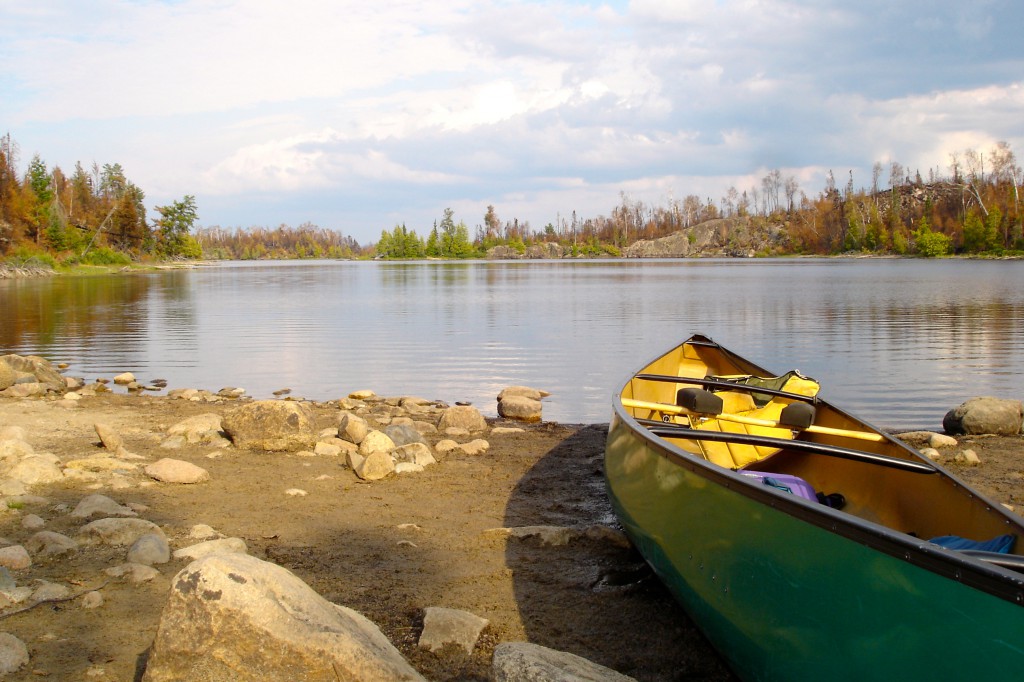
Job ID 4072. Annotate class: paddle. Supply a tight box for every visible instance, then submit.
[620,397,886,443]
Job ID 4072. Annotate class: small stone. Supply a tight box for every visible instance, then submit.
[113,372,136,385]
[0,632,29,675]
[105,562,160,583]
[25,531,78,556]
[419,606,489,655]
[0,545,31,570]
[956,449,981,466]
[71,493,138,519]
[928,433,958,449]
[188,524,223,540]
[32,581,71,601]
[349,389,376,400]
[78,518,166,547]
[921,448,942,461]
[94,423,123,451]
[313,442,341,457]
[81,591,104,609]
[435,440,460,455]
[145,458,210,484]
[127,533,171,565]
[20,514,45,530]
[285,488,308,497]
[459,439,490,456]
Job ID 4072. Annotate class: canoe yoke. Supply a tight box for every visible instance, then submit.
[681,373,822,469]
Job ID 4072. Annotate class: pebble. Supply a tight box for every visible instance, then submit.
[81,591,104,609]
[285,488,308,497]
[20,514,45,530]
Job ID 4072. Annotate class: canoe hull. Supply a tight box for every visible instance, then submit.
[605,339,1024,680]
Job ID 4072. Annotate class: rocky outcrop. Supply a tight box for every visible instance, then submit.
[0,354,67,395]
[943,397,1024,435]
[143,553,426,682]
[623,217,787,258]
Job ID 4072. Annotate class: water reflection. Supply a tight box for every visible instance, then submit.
[2,259,1023,430]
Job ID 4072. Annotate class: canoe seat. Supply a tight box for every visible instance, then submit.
[692,373,820,469]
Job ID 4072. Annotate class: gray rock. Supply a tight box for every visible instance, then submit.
[437,405,487,433]
[78,518,166,547]
[71,493,138,519]
[20,514,44,530]
[0,567,14,592]
[145,458,210,484]
[392,443,436,467]
[25,531,78,556]
[943,397,1024,436]
[222,400,318,451]
[0,632,29,675]
[142,553,425,682]
[418,606,489,655]
[31,580,71,601]
[492,642,637,682]
[128,533,171,565]
[384,424,427,447]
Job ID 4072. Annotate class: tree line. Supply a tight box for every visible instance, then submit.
[2,129,1021,264]
[0,133,200,265]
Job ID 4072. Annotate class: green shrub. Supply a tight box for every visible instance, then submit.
[6,246,57,269]
[78,247,132,266]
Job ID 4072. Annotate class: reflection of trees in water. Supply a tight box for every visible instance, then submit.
[503,426,734,681]
[0,272,199,373]
[0,274,152,349]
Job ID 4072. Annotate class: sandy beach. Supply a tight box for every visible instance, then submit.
[0,390,1020,681]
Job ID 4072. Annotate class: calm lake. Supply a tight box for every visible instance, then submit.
[2,258,1023,431]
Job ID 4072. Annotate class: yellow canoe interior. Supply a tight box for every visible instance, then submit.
[621,338,1024,553]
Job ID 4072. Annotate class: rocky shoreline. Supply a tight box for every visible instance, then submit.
[0,353,1021,680]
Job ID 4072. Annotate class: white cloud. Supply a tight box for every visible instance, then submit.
[2,0,1022,242]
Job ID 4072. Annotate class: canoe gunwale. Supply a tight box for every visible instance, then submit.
[610,401,1024,607]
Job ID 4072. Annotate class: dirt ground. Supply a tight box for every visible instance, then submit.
[0,393,1021,681]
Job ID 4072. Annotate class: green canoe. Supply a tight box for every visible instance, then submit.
[605,334,1024,680]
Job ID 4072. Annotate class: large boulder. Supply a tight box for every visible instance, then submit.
[437,405,487,433]
[0,359,15,391]
[222,400,317,451]
[142,553,425,682]
[0,354,65,392]
[497,396,543,423]
[943,397,1024,436]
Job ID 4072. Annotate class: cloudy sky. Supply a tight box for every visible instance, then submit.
[2,0,1021,244]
